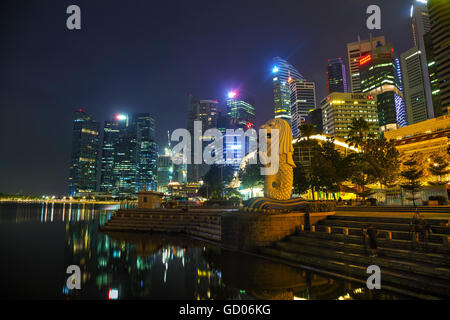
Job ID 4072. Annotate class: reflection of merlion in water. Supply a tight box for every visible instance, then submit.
[260,118,295,201]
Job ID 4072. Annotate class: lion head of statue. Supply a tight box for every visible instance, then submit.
[260,118,295,168]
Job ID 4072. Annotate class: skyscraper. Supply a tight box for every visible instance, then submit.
[347,35,386,93]
[427,0,450,114]
[321,93,379,139]
[100,117,123,193]
[187,95,219,183]
[99,113,158,198]
[68,109,100,196]
[401,47,431,124]
[134,113,158,192]
[360,43,408,130]
[289,80,317,138]
[410,0,434,119]
[326,58,348,94]
[226,91,255,129]
[271,57,304,122]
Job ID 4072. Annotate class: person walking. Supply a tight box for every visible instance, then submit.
[365,224,380,257]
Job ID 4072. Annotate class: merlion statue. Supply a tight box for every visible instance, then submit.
[260,118,296,200]
[242,118,305,213]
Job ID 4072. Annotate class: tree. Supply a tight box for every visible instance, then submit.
[310,138,347,200]
[238,163,264,198]
[198,165,234,199]
[428,154,450,185]
[346,152,377,202]
[293,163,311,196]
[346,117,374,152]
[299,123,316,139]
[365,137,401,188]
[400,154,424,207]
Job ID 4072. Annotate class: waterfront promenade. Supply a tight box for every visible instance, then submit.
[101,205,450,298]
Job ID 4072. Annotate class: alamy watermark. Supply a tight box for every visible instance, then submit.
[170,121,280,176]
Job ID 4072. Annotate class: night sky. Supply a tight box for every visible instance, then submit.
[0,0,414,196]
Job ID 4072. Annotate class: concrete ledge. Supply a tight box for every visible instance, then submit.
[221,211,334,251]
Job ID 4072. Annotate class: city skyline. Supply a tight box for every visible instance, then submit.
[1,0,417,195]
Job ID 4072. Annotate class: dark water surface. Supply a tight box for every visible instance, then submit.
[0,203,409,300]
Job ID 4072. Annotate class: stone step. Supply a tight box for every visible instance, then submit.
[320,219,450,235]
[191,225,221,236]
[293,231,450,255]
[274,240,450,281]
[108,220,221,228]
[289,234,450,267]
[259,247,450,298]
[314,224,449,244]
[185,229,221,242]
[336,207,450,213]
[102,224,184,233]
[329,214,449,225]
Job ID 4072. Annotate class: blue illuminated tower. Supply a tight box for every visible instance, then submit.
[271,57,304,122]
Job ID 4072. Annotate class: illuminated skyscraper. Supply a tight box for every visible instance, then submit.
[226,91,255,129]
[360,43,408,130]
[326,58,348,94]
[99,113,158,198]
[187,95,219,183]
[134,113,158,192]
[409,0,434,119]
[271,57,304,122]
[289,80,317,138]
[347,35,386,93]
[401,47,431,124]
[100,118,122,193]
[322,93,379,139]
[427,0,450,114]
[68,109,100,196]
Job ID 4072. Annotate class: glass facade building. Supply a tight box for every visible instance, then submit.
[289,80,317,138]
[326,58,348,94]
[360,44,408,129]
[68,110,100,196]
[271,57,304,122]
[99,113,158,198]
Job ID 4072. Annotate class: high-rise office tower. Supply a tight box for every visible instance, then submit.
[347,35,386,93]
[424,32,443,116]
[99,118,121,193]
[112,114,138,197]
[305,108,323,134]
[289,80,317,138]
[157,152,172,194]
[134,113,158,192]
[360,43,408,130]
[226,91,256,129]
[326,58,348,94]
[428,0,450,114]
[401,47,431,124]
[100,113,158,198]
[68,109,100,196]
[321,93,379,139]
[271,57,304,122]
[187,95,219,183]
[410,0,434,119]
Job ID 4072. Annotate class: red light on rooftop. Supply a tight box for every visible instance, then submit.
[359,54,372,66]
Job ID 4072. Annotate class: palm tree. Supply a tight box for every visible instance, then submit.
[346,117,371,151]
